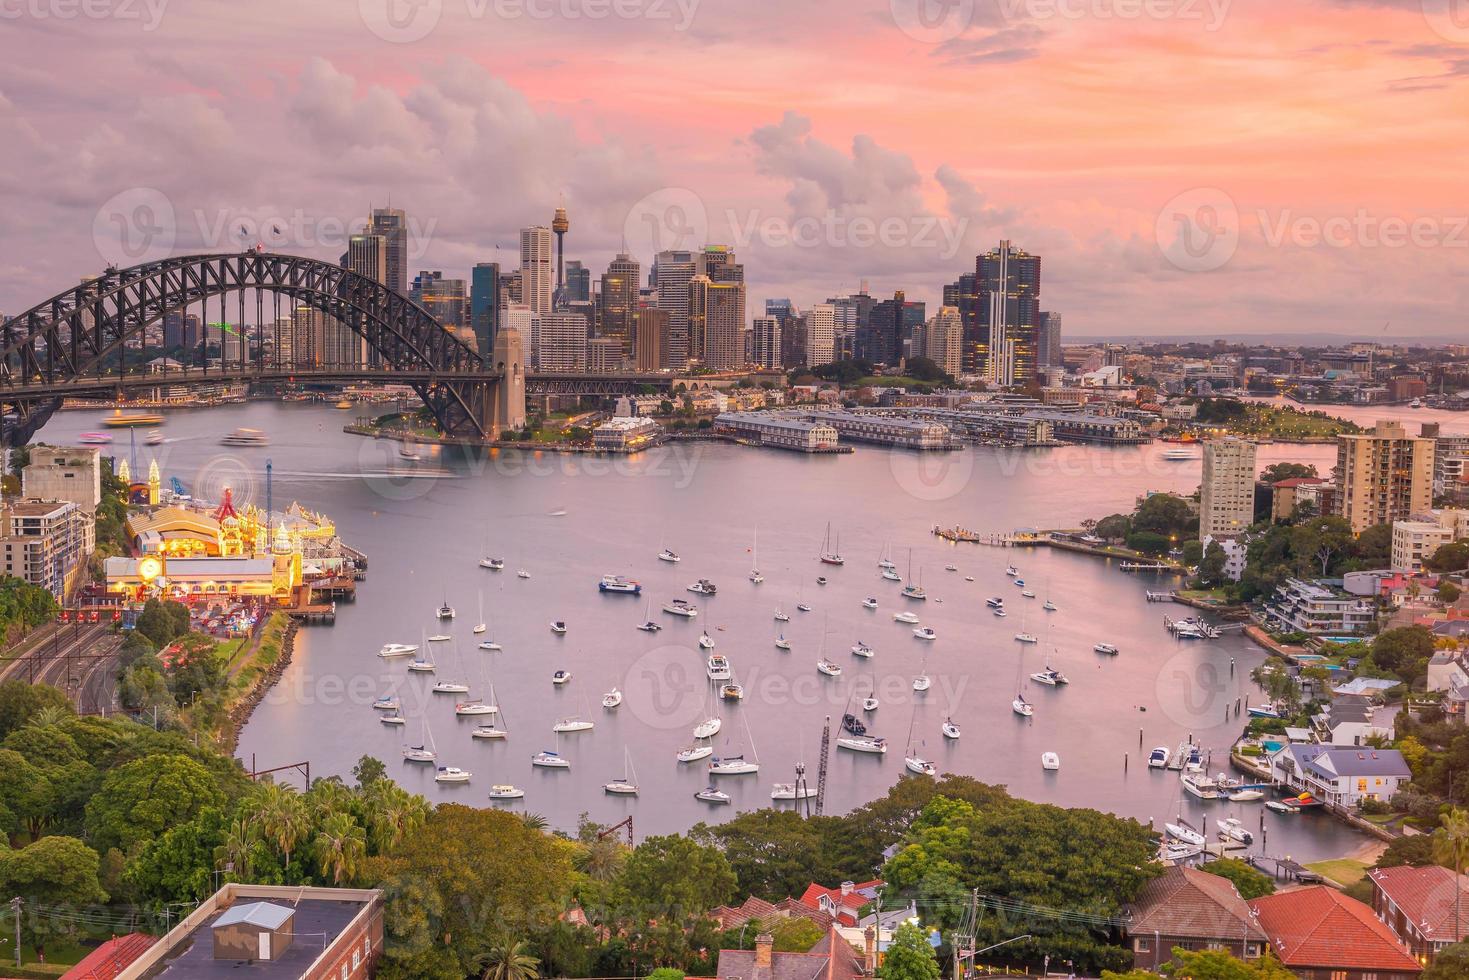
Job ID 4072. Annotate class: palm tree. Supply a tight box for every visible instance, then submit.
[27,705,72,728]
[254,783,310,873]
[519,812,549,832]
[364,782,430,853]
[313,812,367,886]
[214,817,258,881]
[476,939,540,980]
[1435,808,1469,943]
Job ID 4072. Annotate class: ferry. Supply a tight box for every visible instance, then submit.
[599,575,641,595]
[335,399,354,410]
[221,427,269,447]
[104,410,164,427]
[1161,448,1200,462]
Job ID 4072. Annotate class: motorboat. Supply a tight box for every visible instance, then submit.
[1094,643,1120,656]
[692,717,722,739]
[552,716,594,734]
[696,786,731,804]
[1229,789,1265,802]
[945,564,958,572]
[145,430,165,446]
[658,548,681,563]
[220,428,268,447]
[796,602,812,613]
[1164,822,1206,847]
[709,754,759,775]
[817,659,842,676]
[862,697,880,711]
[636,620,662,632]
[455,699,496,716]
[1218,817,1254,845]
[893,611,920,624]
[435,766,471,783]
[431,680,470,695]
[550,621,568,634]
[771,783,818,800]
[1162,448,1200,462]
[517,568,531,579]
[488,785,525,799]
[599,575,641,595]
[851,641,874,658]
[532,751,570,769]
[437,602,455,620]
[993,609,1007,618]
[699,631,715,650]
[1030,666,1069,686]
[471,724,506,739]
[472,623,486,635]
[378,643,418,658]
[1043,600,1057,611]
[663,599,698,618]
[1006,565,1019,576]
[1160,841,1203,862]
[721,682,745,701]
[688,579,718,595]
[1148,746,1171,768]
[79,432,113,445]
[1021,590,1036,599]
[913,627,937,641]
[750,569,764,584]
[1014,579,1026,588]
[842,713,867,735]
[862,597,878,610]
[602,688,623,708]
[1181,772,1221,799]
[986,597,1005,609]
[905,756,937,776]
[881,568,901,581]
[372,695,401,710]
[1041,752,1061,771]
[428,634,452,643]
[1012,696,1034,717]
[837,735,887,754]
[552,670,572,685]
[775,633,792,651]
[816,576,828,586]
[942,718,961,739]
[706,655,732,680]
[912,674,931,692]
[478,640,502,651]
[964,575,974,582]
[1265,800,1298,814]
[1014,632,1038,644]
[480,557,506,570]
[380,711,406,726]
[774,607,791,622]
[1247,703,1283,720]
[678,742,714,763]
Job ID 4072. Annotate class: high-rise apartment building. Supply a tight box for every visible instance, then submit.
[470,262,501,360]
[976,240,1041,387]
[0,498,94,598]
[652,251,696,369]
[806,303,836,368]
[1200,437,1258,539]
[534,313,589,371]
[920,306,963,379]
[411,271,467,335]
[635,308,669,371]
[689,275,745,371]
[861,292,909,367]
[751,317,780,369]
[163,311,201,352]
[368,207,409,296]
[1335,421,1436,533]
[519,226,553,314]
[600,253,641,356]
[1038,310,1063,369]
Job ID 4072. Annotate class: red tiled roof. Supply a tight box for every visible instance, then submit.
[1272,477,1328,488]
[1249,886,1422,973]
[714,925,865,980]
[1127,866,1265,942]
[1369,865,1469,944]
[62,933,157,979]
[797,880,884,924]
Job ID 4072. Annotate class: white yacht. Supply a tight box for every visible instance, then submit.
[636,619,662,632]
[372,695,400,711]
[913,627,937,641]
[455,699,496,716]
[774,607,791,622]
[796,602,812,613]
[428,634,451,643]
[658,548,681,563]
[687,579,718,595]
[432,680,470,695]
[901,583,927,601]
[1164,821,1206,846]
[552,716,594,734]
[945,564,958,572]
[604,755,640,796]
[817,659,842,677]
[471,723,507,740]
[699,631,715,650]
[912,674,931,692]
[1218,817,1254,845]
[517,568,531,579]
[1015,632,1039,644]
[602,688,623,709]
[551,670,572,685]
[1006,565,1019,576]
[1043,600,1058,612]
[986,597,1005,609]
[478,639,502,651]
[1021,590,1036,599]
[692,717,722,740]
[1147,746,1170,769]
[480,557,505,570]
[706,655,732,681]
[599,574,642,595]
[473,623,486,635]
[905,755,937,776]
[1030,666,1070,686]
[1095,642,1120,655]
[531,750,570,769]
[378,643,418,658]
[488,784,524,799]
[942,718,961,739]
[663,599,698,618]
[771,783,818,801]
[549,620,568,634]
[893,611,920,624]
[437,601,455,620]
[851,641,874,658]
[407,655,436,673]
[775,634,792,651]
[1181,772,1221,799]
[695,786,731,804]
[881,568,901,582]
[862,597,878,610]
[1041,752,1061,771]
[862,697,880,711]
[678,741,714,763]
[380,711,406,726]
[435,766,471,784]
[708,754,759,776]
[837,735,887,754]
[1012,695,1034,717]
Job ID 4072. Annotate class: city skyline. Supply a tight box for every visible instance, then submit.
[2,0,1466,338]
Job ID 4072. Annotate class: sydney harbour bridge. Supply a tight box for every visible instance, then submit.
[0,251,674,446]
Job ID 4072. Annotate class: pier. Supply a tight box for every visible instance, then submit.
[1146,590,1178,602]
[932,526,1047,547]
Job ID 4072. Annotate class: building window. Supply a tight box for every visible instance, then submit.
[354,950,361,970]
[1361,973,1377,980]
[1331,972,1348,980]
[1135,938,1151,953]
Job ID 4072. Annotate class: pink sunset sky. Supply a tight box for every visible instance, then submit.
[1,0,1466,338]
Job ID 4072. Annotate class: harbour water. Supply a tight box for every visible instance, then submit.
[41,402,1365,858]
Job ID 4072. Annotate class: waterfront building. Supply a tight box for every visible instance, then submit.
[1369,865,1469,964]
[1335,420,1435,533]
[107,882,384,978]
[1391,519,1454,573]
[1199,437,1257,539]
[1200,534,1248,581]
[1267,744,1412,808]
[805,410,956,450]
[0,498,95,598]
[599,253,640,356]
[519,225,554,314]
[593,416,663,453]
[533,313,589,371]
[1124,866,1266,970]
[1263,577,1377,635]
[976,240,1041,388]
[1248,888,1421,980]
[368,206,409,296]
[22,446,101,513]
[470,262,500,360]
[714,413,840,453]
[1270,476,1334,523]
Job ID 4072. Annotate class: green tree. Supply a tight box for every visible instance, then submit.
[691,809,839,900]
[122,807,229,903]
[0,835,108,961]
[1423,941,1469,980]
[1181,540,1204,566]
[1370,627,1437,685]
[1352,523,1394,569]
[475,938,541,980]
[85,753,227,854]
[0,681,70,739]
[618,833,737,923]
[1200,858,1274,899]
[1428,542,1469,573]
[134,597,191,648]
[1443,581,1463,604]
[1260,462,1318,483]
[1196,541,1229,588]
[1094,514,1132,541]
[313,811,368,885]
[769,915,825,952]
[352,754,387,788]
[1132,494,1196,538]
[1127,531,1174,556]
[252,783,312,875]
[1105,947,1295,980]
[878,923,940,980]
[1289,515,1355,576]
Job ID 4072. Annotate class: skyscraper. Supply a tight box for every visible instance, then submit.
[368,207,409,296]
[922,307,963,379]
[806,303,836,368]
[1334,421,1436,533]
[470,262,501,360]
[565,261,591,303]
[600,253,641,356]
[1200,437,1258,539]
[635,308,669,371]
[519,226,553,314]
[411,271,467,334]
[689,275,744,370]
[945,272,979,373]
[652,250,697,370]
[340,233,388,366]
[751,317,780,369]
[861,291,908,367]
[1038,310,1063,369]
[534,313,589,371]
[976,240,1041,387]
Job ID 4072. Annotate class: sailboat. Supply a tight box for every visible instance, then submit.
[431,639,470,694]
[602,686,623,708]
[604,747,640,795]
[749,528,764,584]
[678,737,714,763]
[471,694,507,739]
[904,701,936,775]
[408,632,437,673]
[478,610,502,650]
[819,522,844,565]
[774,604,791,622]
[403,720,437,762]
[709,715,760,775]
[636,598,662,632]
[913,654,932,692]
[692,688,722,740]
[901,549,926,601]
[877,542,897,571]
[473,593,486,635]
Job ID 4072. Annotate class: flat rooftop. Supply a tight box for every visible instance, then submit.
[137,897,367,979]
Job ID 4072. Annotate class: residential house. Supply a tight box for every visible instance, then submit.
[1314,694,1395,746]
[1123,866,1267,970]
[713,926,867,980]
[1264,577,1378,635]
[710,895,834,931]
[1427,652,1469,719]
[1249,886,1422,980]
[1267,744,1412,807]
[1369,864,1469,963]
[797,880,884,928]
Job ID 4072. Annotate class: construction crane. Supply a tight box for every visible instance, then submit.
[815,715,831,816]
[598,816,634,847]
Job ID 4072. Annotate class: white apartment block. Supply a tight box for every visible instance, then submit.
[1200,437,1257,538]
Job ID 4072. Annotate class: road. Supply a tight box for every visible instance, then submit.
[0,621,123,714]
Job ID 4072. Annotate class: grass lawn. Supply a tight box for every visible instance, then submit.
[1304,858,1369,888]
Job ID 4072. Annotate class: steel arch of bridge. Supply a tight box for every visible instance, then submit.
[0,251,499,445]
